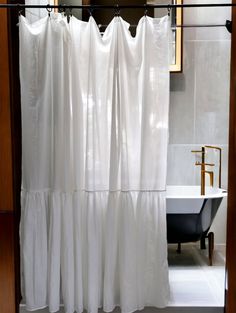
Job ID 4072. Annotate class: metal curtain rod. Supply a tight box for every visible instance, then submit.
[100,23,232,32]
[0,3,236,9]
[98,23,229,29]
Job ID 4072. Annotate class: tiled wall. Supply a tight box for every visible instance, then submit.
[167,0,231,244]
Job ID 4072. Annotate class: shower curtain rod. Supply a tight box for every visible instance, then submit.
[0,3,233,31]
[0,3,236,9]
[98,23,230,29]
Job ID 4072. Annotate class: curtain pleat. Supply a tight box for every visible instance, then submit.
[19,13,170,313]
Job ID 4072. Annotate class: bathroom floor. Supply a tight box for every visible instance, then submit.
[168,243,226,307]
[20,244,225,313]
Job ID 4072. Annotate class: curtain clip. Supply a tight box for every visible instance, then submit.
[58,4,64,14]
[69,6,73,17]
[66,6,73,23]
[167,5,171,17]
[88,6,94,16]
[144,4,148,17]
[17,4,23,16]
[46,4,53,17]
[114,4,120,16]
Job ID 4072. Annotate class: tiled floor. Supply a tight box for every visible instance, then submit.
[168,243,226,307]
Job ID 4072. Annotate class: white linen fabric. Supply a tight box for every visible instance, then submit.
[19,13,170,313]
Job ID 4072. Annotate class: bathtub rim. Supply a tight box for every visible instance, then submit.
[166,185,227,199]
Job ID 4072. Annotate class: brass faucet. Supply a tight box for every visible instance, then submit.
[191,147,215,195]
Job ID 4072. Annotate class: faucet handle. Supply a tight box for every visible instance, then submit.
[195,162,215,166]
[191,150,205,154]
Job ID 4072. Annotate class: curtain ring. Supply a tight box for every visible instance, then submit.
[58,5,64,13]
[46,4,53,17]
[66,6,73,23]
[167,5,171,17]
[144,4,148,16]
[88,7,94,16]
[17,4,23,16]
[114,4,120,16]
[69,6,73,17]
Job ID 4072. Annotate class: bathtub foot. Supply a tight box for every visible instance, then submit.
[208,232,214,266]
[177,243,181,254]
[200,236,206,250]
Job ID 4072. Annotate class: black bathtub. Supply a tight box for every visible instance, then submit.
[166,186,227,265]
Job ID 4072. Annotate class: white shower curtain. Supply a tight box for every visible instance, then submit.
[19,13,170,313]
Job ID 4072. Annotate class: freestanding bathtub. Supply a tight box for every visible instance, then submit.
[166,185,227,265]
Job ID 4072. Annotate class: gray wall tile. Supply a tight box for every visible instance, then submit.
[169,42,195,144]
[194,40,230,144]
[183,0,231,41]
[167,145,198,185]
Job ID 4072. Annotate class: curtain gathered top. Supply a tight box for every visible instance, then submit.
[19,13,170,313]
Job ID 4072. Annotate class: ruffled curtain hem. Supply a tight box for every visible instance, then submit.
[20,190,169,313]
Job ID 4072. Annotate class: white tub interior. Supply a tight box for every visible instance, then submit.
[166,186,227,214]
